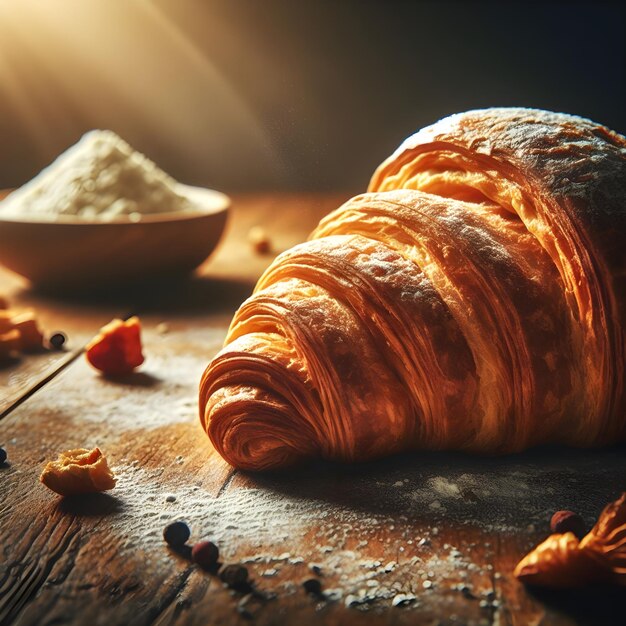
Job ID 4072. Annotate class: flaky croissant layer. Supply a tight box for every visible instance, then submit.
[200,108,626,470]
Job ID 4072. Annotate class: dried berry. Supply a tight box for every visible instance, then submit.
[191,541,219,569]
[550,510,586,539]
[0,447,6,464]
[163,521,190,547]
[49,332,67,350]
[220,564,249,587]
[86,316,144,376]
[302,578,322,595]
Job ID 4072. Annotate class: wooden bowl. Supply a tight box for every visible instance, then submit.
[0,185,229,291]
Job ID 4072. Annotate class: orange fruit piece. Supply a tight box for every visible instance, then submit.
[85,316,144,376]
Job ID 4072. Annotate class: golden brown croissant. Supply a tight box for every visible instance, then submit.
[199,108,626,470]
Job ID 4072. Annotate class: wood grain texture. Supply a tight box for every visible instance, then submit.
[0,193,624,626]
[0,269,120,418]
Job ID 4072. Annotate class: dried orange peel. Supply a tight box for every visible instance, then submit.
[515,492,626,587]
[0,309,44,355]
[86,316,144,376]
[11,312,45,351]
[40,447,116,497]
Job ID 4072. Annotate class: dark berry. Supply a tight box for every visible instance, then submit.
[191,541,219,568]
[220,564,248,587]
[48,332,67,350]
[302,578,322,595]
[550,510,586,539]
[163,521,190,547]
[0,447,6,464]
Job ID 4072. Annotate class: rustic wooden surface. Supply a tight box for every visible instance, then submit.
[0,193,625,626]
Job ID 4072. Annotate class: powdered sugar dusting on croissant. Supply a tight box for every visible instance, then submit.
[200,108,626,470]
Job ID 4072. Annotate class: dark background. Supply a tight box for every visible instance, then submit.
[0,0,624,192]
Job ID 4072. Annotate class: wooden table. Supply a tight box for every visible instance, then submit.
[0,193,624,626]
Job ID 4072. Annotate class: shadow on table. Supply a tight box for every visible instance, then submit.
[24,273,257,316]
[528,585,624,626]
[101,371,162,388]
[242,444,626,531]
[57,492,124,517]
[240,446,626,622]
[0,354,21,371]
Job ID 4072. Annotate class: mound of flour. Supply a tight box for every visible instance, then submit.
[0,130,193,221]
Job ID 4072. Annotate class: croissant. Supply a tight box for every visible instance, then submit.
[199,108,626,470]
[514,492,626,587]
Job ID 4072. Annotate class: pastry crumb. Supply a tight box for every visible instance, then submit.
[40,447,116,496]
[248,226,271,255]
[156,322,170,335]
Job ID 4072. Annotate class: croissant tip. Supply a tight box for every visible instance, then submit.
[513,562,533,581]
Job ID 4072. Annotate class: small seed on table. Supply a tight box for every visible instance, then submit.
[163,521,190,547]
[48,332,67,350]
[0,447,6,464]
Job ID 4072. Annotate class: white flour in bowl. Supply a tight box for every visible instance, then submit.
[0,130,194,221]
